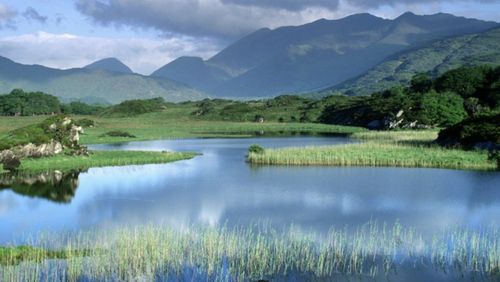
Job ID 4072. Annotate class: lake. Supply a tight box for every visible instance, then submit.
[1,136,499,244]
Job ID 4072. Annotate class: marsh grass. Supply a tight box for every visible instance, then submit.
[0,222,498,281]
[2,151,197,173]
[248,142,496,170]
[351,130,439,144]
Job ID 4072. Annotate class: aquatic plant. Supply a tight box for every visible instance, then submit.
[0,222,499,281]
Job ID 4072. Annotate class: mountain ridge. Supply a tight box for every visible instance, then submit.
[0,56,206,104]
[152,12,498,98]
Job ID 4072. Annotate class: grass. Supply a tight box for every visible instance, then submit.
[2,151,197,173]
[0,222,498,281]
[0,114,366,145]
[248,130,497,170]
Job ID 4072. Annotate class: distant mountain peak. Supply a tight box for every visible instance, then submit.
[84,58,133,74]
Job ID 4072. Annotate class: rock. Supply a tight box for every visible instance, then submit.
[3,155,21,171]
[70,125,84,146]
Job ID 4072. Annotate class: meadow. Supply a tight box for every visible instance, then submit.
[0,113,366,145]
[0,222,498,281]
[248,131,497,170]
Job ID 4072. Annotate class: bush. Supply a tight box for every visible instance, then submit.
[99,130,136,138]
[75,118,96,128]
[248,144,264,155]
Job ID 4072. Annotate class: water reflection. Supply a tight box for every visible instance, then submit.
[0,170,81,203]
[0,136,499,244]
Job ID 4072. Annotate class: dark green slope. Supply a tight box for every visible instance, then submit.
[319,26,500,96]
[0,56,206,104]
[152,12,497,98]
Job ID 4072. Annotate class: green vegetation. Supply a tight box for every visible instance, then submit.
[0,115,74,150]
[61,101,104,115]
[1,222,498,281]
[99,130,136,138]
[99,97,167,117]
[248,130,496,170]
[248,142,495,170]
[320,65,499,129]
[4,151,197,173]
[0,246,84,266]
[322,27,500,96]
[438,113,500,148]
[0,89,60,116]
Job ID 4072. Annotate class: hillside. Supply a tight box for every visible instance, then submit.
[152,12,497,98]
[84,58,134,74]
[0,56,206,104]
[319,26,500,96]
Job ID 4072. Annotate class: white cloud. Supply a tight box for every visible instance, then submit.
[75,0,498,40]
[75,0,348,39]
[0,31,221,74]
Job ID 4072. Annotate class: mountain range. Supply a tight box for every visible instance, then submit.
[152,12,499,98]
[0,12,498,103]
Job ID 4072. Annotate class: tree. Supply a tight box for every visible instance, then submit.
[410,73,433,93]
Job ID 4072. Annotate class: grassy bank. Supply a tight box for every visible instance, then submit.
[0,114,366,145]
[2,151,197,173]
[0,222,498,281]
[248,131,497,170]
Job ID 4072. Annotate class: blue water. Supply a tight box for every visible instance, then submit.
[0,136,499,244]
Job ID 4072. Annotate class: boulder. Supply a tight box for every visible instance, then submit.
[70,125,84,146]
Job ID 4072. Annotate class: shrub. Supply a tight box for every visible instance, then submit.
[99,130,136,138]
[248,144,264,155]
[75,118,96,128]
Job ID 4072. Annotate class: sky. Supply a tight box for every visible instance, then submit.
[0,0,499,75]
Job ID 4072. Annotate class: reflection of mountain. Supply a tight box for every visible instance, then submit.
[0,170,81,203]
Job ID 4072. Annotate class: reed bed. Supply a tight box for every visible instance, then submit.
[9,151,197,173]
[351,130,439,143]
[0,222,499,281]
[248,142,496,170]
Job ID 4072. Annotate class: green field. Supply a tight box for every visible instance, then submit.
[0,113,366,145]
[2,151,197,173]
[1,222,498,281]
[248,131,496,170]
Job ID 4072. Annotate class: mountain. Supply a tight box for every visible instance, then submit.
[152,12,498,98]
[0,56,206,104]
[152,56,230,92]
[84,58,134,74]
[318,26,500,96]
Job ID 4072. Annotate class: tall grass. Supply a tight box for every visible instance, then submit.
[0,222,498,281]
[5,151,197,173]
[248,142,496,170]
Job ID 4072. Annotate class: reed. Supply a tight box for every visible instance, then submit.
[0,222,498,281]
[247,142,496,170]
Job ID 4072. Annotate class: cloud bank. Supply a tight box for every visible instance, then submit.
[75,0,497,40]
[0,32,221,74]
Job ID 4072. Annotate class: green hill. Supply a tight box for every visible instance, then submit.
[318,26,500,96]
[0,56,206,104]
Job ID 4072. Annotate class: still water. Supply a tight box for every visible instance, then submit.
[1,136,499,243]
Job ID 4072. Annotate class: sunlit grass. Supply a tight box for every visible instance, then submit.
[0,114,366,145]
[0,222,498,281]
[248,142,496,170]
[1,151,197,173]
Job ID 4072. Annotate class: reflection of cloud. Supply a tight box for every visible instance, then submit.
[0,192,19,215]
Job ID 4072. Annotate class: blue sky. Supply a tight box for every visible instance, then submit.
[0,0,499,74]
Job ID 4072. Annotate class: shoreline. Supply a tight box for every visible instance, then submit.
[1,150,198,174]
